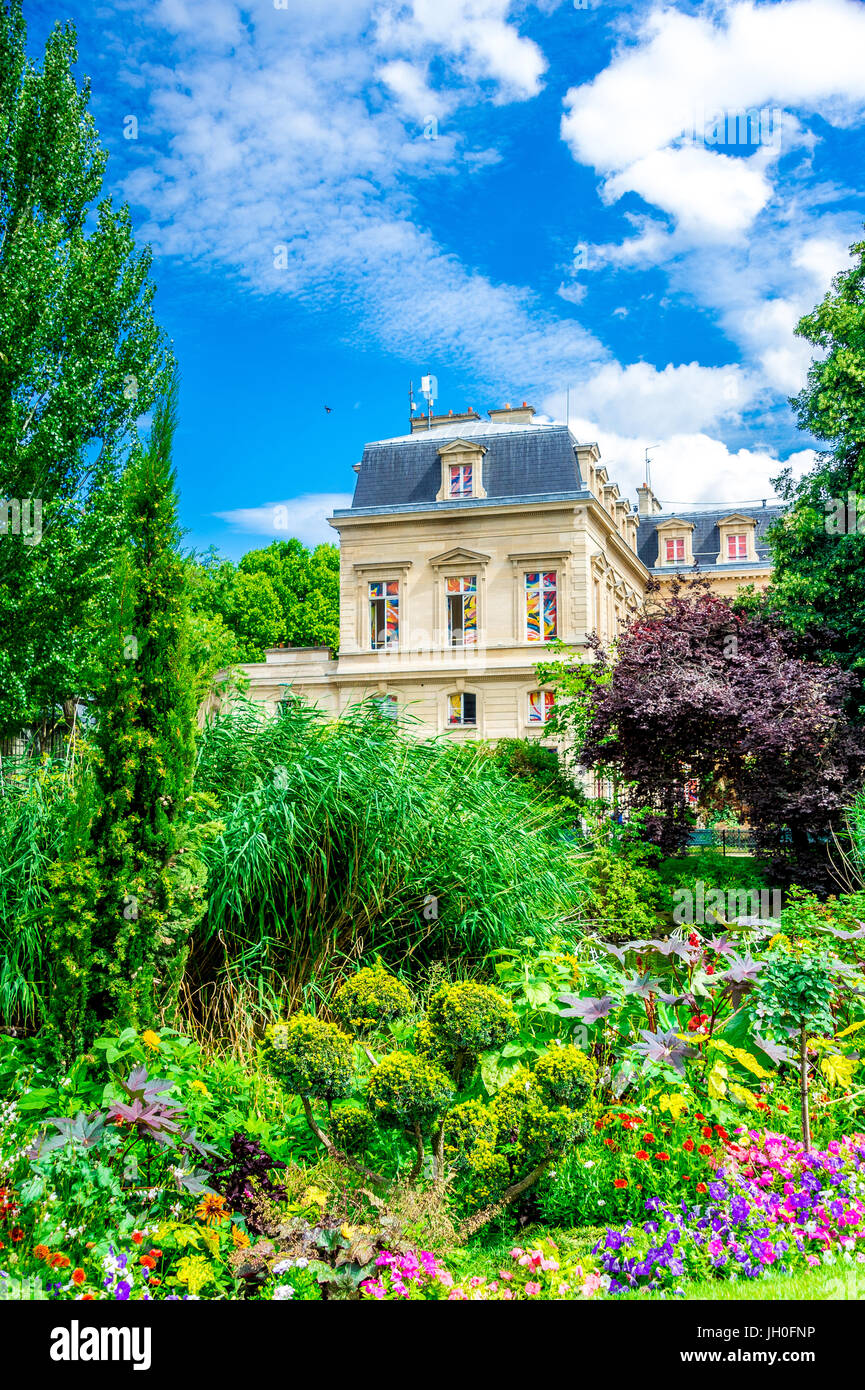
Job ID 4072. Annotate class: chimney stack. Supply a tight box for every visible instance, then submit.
[487,401,536,424]
[637,483,663,517]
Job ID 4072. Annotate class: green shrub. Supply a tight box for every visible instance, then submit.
[329,1104,375,1154]
[427,982,518,1055]
[263,1015,353,1102]
[532,1044,597,1111]
[366,1052,454,1128]
[332,962,412,1037]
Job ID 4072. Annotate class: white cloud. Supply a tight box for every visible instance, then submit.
[374,1,548,102]
[545,360,756,438]
[215,494,353,548]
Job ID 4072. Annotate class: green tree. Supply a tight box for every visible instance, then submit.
[47,376,206,1050]
[225,570,284,660]
[238,538,340,652]
[0,3,173,736]
[767,233,865,702]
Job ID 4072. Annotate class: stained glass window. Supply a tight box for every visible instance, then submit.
[447,692,477,726]
[369,579,399,649]
[726,533,747,560]
[446,575,477,645]
[525,571,557,642]
[528,690,555,724]
[664,537,685,564]
[449,464,473,498]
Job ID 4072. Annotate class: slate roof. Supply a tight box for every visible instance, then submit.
[343,421,587,512]
[635,505,784,571]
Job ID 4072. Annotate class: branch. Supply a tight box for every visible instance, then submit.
[299,1095,388,1189]
[455,1156,555,1242]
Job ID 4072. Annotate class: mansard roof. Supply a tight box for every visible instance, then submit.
[343,420,587,512]
[636,504,784,571]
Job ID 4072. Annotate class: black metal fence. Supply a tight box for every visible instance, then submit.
[688,826,758,854]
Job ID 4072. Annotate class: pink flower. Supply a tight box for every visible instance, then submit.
[541,1258,560,1272]
[498,1270,514,1281]
[525,1282,542,1296]
[580,1273,601,1297]
[510,1247,524,1260]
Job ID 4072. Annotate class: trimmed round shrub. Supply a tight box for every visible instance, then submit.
[263,1014,353,1102]
[332,962,412,1037]
[532,1045,597,1111]
[330,1104,375,1154]
[427,982,518,1055]
[366,1051,454,1128]
[443,1098,498,1172]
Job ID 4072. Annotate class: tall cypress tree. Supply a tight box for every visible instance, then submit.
[48,374,205,1049]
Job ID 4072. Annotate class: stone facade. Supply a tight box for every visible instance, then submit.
[223,405,781,741]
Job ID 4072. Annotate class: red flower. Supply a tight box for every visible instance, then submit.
[696,1182,707,1193]
[642,1133,656,1144]
[701,1126,713,1139]
[613,1179,628,1189]
[689,932,699,946]
[705,965,715,976]
[49,1253,70,1269]
[698,1143,712,1157]
[777,1104,790,1114]
[150,1278,161,1287]
[756,1100,769,1111]
[594,1119,604,1131]
[682,1137,695,1153]
[131,1231,144,1245]
[654,1152,670,1162]
[81,1294,94,1300]
[71,1269,86,1286]
[10,1226,24,1243]
[140,1255,156,1270]
[635,1150,650,1161]
[695,1112,705,1121]
[714,1125,728,1139]
[150,1248,162,1259]
[682,1174,692,1181]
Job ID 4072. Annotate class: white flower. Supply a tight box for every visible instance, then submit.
[272,1260,293,1275]
[295,1259,308,1269]
[273,1284,295,1300]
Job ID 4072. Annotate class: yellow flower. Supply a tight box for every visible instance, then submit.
[340,1224,355,1240]
[195,1192,228,1227]
[189,1080,211,1097]
[303,1185,328,1209]
[141,1030,161,1051]
[230,1225,250,1249]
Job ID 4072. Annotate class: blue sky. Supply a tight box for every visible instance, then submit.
[27,0,865,558]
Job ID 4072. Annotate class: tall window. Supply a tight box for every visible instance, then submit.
[528,690,554,724]
[448,463,473,498]
[373,694,398,719]
[448,692,477,726]
[525,571,557,642]
[726,533,747,560]
[369,580,399,649]
[664,537,685,564]
[446,575,477,645]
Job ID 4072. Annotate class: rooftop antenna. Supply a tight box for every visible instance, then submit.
[420,372,437,431]
[409,379,417,425]
[644,444,660,491]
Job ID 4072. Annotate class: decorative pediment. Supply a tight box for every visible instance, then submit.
[429,546,491,568]
[436,438,487,457]
[655,517,695,533]
[717,512,757,528]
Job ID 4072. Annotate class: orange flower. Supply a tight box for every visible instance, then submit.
[71,1269,86,1286]
[635,1150,650,1161]
[81,1293,94,1301]
[696,1182,707,1193]
[139,1255,156,1270]
[698,1143,712,1157]
[195,1192,228,1227]
[613,1178,628,1189]
[33,1245,50,1261]
[654,1152,670,1162]
[49,1253,70,1269]
[131,1231,144,1245]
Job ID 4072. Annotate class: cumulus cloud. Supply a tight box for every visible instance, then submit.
[215,494,353,548]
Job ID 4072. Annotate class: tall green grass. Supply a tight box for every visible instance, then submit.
[190,697,584,1026]
[846,791,865,887]
[0,754,78,1027]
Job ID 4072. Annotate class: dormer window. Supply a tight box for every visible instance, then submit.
[664,537,685,564]
[449,463,473,498]
[727,533,748,560]
[436,440,487,502]
[654,519,695,569]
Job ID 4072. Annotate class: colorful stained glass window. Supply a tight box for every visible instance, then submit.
[727,533,747,559]
[446,575,477,645]
[448,692,477,726]
[369,579,399,649]
[528,690,555,724]
[664,537,685,564]
[525,570,557,642]
[449,464,473,498]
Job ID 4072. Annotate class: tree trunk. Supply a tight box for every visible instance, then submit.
[799,1022,812,1153]
[409,1120,424,1182]
[456,1156,554,1242]
[300,1095,388,1189]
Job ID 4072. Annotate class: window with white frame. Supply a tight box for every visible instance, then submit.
[369,580,399,649]
[372,693,398,719]
[446,575,477,645]
[528,690,554,724]
[525,570,557,642]
[447,692,477,726]
[664,536,685,564]
[448,463,473,498]
[726,533,748,560]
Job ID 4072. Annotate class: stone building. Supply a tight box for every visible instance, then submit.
[227,404,781,740]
